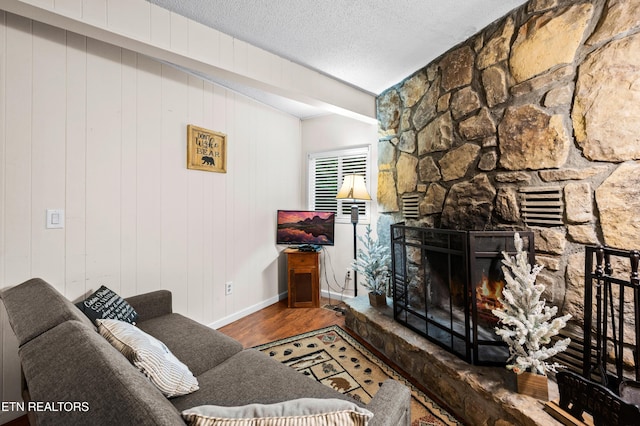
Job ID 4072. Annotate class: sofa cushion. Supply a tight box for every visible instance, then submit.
[97,318,199,398]
[181,399,373,426]
[171,349,364,412]
[76,285,138,325]
[19,320,183,426]
[137,313,243,376]
[0,277,95,346]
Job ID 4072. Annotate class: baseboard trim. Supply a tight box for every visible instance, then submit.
[320,289,353,301]
[208,292,287,329]
[208,290,353,330]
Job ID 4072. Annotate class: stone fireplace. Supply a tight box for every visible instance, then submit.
[390,224,534,365]
[343,1,640,423]
[375,0,640,353]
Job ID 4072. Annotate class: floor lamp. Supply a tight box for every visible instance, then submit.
[336,174,371,297]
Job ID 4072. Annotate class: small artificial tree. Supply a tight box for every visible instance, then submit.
[351,225,391,295]
[492,233,572,375]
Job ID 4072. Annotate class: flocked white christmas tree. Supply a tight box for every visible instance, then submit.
[351,225,391,295]
[492,233,572,375]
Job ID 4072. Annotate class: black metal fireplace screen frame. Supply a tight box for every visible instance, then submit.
[390,223,534,365]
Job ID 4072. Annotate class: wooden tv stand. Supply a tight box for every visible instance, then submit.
[284,248,320,308]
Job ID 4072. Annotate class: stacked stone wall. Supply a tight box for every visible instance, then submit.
[376,0,640,335]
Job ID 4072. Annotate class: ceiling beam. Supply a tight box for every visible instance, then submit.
[1,0,377,123]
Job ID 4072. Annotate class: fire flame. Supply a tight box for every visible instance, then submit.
[476,273,504,315]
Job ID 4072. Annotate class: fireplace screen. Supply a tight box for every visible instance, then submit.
[391,224,534,365]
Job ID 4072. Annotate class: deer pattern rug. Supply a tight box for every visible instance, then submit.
[254,325,462,426]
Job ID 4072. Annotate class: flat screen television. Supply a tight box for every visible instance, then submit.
[276,210,335,246]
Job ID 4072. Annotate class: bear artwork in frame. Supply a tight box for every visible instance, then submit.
[187,124,227,173]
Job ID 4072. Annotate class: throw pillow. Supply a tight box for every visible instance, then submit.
[181,398,373,426]
[97,318,199,398]
[75,285,138,325]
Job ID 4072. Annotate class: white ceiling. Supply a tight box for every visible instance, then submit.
[147,0,527,117]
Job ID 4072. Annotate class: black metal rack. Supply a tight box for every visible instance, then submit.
[583,245,640,390]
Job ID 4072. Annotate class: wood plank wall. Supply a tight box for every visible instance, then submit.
[0,11,302,420]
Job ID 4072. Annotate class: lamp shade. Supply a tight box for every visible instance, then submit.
[336,174,371,201]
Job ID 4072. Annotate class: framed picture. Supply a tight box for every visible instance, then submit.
[187,124,227,173]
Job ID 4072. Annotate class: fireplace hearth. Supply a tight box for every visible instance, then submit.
[390,224,534,365]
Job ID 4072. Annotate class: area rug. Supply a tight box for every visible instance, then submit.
[254,325,461,426]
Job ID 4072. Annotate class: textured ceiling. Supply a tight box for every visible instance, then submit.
[147,0,527,116]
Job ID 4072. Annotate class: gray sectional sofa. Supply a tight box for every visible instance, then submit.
[1,278,411,425]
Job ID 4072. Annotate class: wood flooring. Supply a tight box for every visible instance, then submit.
[219,298,347,347]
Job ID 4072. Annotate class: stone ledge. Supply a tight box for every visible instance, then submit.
[344,296,561,426]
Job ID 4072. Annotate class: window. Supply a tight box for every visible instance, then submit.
[308,146,371,224]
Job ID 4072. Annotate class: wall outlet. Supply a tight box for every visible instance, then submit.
[225,281,233,295]
[344,270,351,288]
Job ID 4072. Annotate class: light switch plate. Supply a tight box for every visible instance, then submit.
[46,209,65,229]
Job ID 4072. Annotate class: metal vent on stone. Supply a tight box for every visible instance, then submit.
[402,194,420,219]
[520,186,563,226]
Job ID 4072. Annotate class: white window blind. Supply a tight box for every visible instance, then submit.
[309,147,370,224]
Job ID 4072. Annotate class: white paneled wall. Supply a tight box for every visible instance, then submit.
[0,12,302,418]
